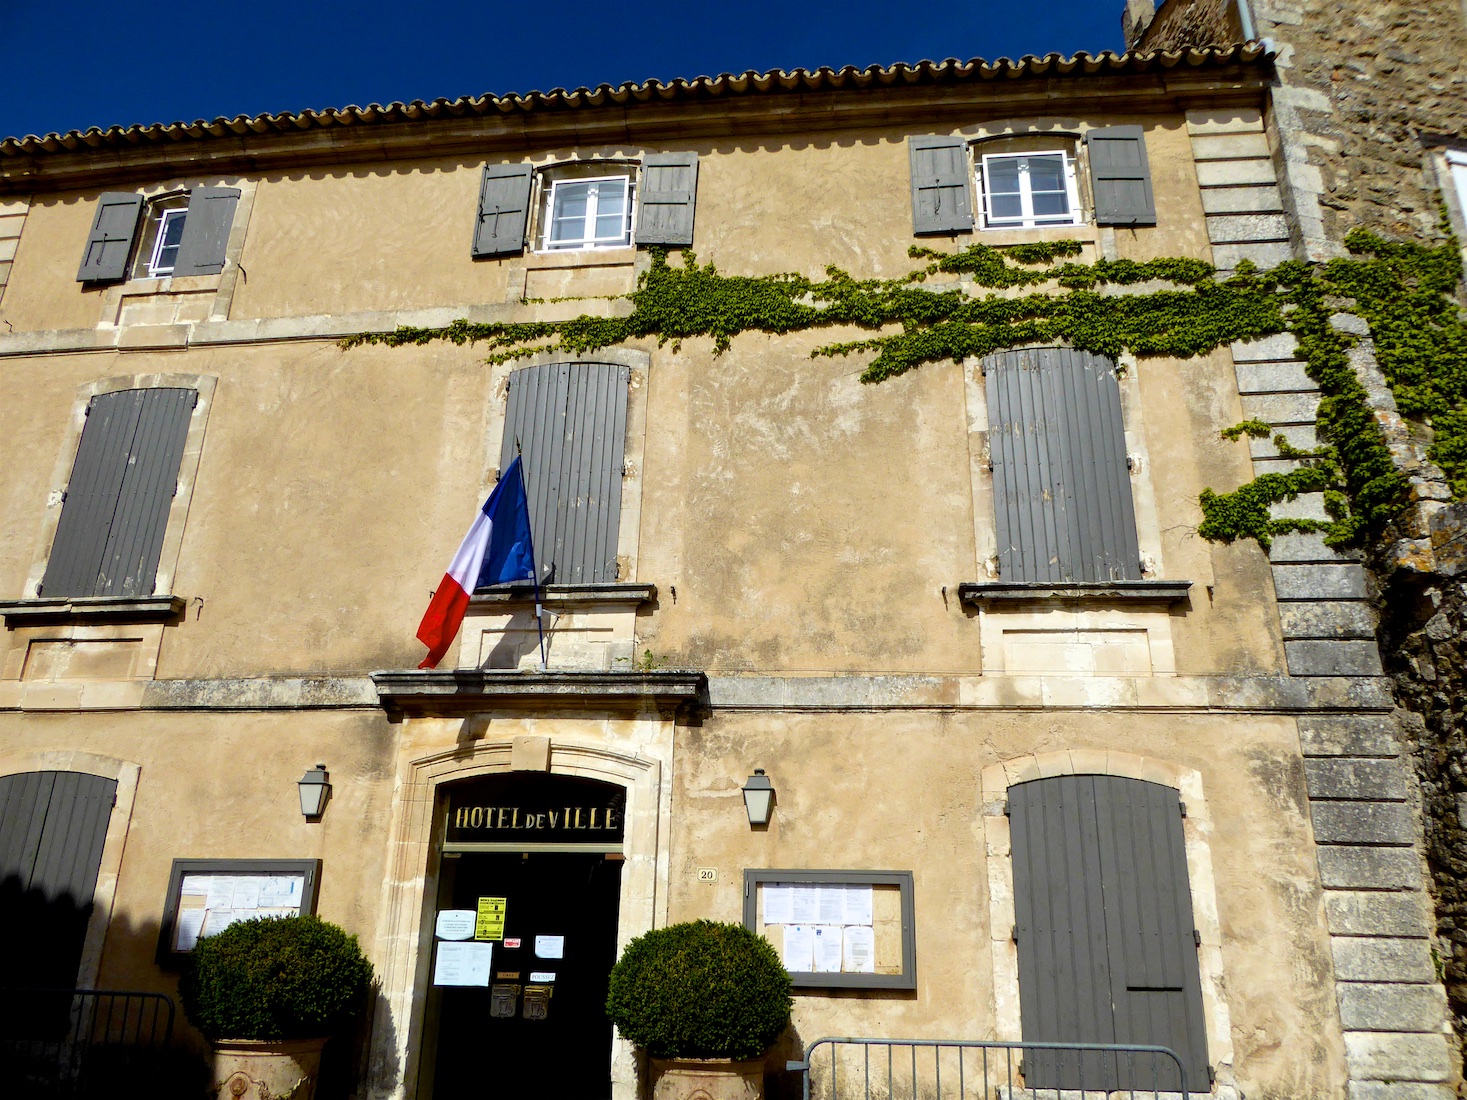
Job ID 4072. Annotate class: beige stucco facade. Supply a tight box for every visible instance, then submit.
[0,46,1443,1100]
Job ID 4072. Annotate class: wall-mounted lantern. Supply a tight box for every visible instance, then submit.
[298,764,331,821]
[741,768,775,827]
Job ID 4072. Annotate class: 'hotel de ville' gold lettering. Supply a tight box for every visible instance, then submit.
[454,805,621,832]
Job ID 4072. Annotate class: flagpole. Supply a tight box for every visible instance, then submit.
[515,442,549,671]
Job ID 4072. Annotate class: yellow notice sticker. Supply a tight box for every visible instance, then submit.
[475,897,507,941]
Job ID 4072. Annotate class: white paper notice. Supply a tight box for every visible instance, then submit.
[790,886,820,924]
[203,908,240,937]
[180,875,210,900]
[434,941,493,987]
[174,909,206,951]
[762,885,794,925]
[782,925,815,971]
[204,878,236,910]
[436,910,477,940]
[232,878,263,911]
[817,887,846,925]
[842,926,875,973]
[535,935,565,959]
[813,926,843,973]
[842,886,874,927]
[259,876,304,910]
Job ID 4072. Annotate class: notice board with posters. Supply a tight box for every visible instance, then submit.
[743,868,916,990]
[156,858,321,966]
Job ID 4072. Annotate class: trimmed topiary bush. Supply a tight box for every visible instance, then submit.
[605,919,792,1060]
[179,915,374,1041]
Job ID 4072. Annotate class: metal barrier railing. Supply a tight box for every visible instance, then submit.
[0,988,176,1095]
[788,1037,1193,1100]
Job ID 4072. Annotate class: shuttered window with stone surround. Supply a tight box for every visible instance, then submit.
[472,154,700,258]
[41,387,196,599]
[907,127,1156,234]
[0,771,117,991]
[497,363,629,586]
[77,188,239,283]
[1010,774,1210,1092]
[984,347,1142,583]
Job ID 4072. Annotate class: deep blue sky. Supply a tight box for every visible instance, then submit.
[0,1,1121,141]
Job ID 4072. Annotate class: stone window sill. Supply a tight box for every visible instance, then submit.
[957,580,1192,607]
[469,583,656,609]
[522,248,637,270]
[0,595,186,627]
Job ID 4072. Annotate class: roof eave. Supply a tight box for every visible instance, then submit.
[0,46,1272,194]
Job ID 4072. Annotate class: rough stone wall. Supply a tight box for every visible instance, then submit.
[1381,505,1467,1032]
[1131,0,1467,1064]
[1256,0,1467,248]
[1133,0,1243,53]
[1131,0,1467,249]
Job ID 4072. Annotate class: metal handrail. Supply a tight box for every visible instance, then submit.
[1,988,176,1094]
[788,1036,1192,1100]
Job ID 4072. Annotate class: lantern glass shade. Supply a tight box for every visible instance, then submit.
[741,769,774,826]
[298,765,331,819]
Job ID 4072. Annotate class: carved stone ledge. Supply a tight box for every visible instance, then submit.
[370,667,706,720]
[469,583,656,608]
[0,595,186,626]
[957,580,1193,606]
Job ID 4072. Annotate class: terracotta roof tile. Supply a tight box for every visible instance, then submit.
[1,44,1269,157]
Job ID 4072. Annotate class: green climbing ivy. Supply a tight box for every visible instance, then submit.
[343,233,1467,550]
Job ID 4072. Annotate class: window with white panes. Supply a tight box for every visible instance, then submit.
[978,151,1082,229]
[1447,150,1467,223]
[129,193,191,279]
[541,175,635,251]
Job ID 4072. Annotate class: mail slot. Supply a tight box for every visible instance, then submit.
[522,984,552,1021]
[490,983,520,1018]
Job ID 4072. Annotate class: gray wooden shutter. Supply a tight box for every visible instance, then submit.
[76,192,144,282]
[1085,126,1156,226]
[0,771,117,989]
[1010,775,1209,1093]
[985,347,1141,583]
[636,152,699,246]
[170,186,241,277]
[42,387,196,599]
[473,164,534,258]
[908,136,973,235]
[499,362,630,585]
[1094,777,1209,1085]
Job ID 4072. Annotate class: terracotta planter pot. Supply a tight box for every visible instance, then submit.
[650,1056,765,1100]
[210,1036,328,1100]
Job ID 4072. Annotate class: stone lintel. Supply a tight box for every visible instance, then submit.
[470,583,657,608]
[956,580,1192,606]
[370,668,707,720]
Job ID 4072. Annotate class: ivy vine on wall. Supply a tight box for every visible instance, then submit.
[344,231,1466,550]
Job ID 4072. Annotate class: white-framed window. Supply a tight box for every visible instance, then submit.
[129,193,191,279]
[978,151,1082,230]
[540,175,635,251]
[149,209,188,275]
[1447,150,1467,224]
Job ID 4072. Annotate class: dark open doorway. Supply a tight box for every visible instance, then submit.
[421,773,626,1100]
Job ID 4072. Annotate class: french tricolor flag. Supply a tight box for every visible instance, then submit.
[417,456,537,669]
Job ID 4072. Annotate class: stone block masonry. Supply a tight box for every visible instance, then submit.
[0,197,29,310]
[1300,714,1454,1094]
